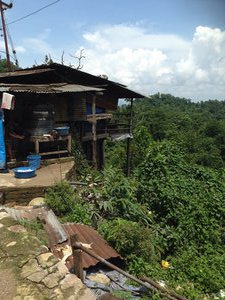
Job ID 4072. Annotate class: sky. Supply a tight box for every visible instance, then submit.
[1,0,225,101]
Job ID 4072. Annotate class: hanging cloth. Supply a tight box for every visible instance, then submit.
[1,92,15,110]
[0,110,6,169]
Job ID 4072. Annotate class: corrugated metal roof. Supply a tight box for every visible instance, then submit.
[1,205,68,245]
[0,68,54,78]
[0,83,104,94]
[0,63,145,98]
[61,223,122,269]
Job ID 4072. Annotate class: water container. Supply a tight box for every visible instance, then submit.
[27,154,41,169]
[26,104,55,135]
[13,167,36,179]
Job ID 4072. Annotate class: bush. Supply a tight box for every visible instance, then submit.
[45,181,91,225]
[98,218,161,266]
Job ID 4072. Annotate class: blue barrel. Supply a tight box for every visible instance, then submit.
[27,155,41,169]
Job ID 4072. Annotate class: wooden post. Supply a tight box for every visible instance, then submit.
[92,95,97,169]
[71,234,84,282]
[126,98,133,177]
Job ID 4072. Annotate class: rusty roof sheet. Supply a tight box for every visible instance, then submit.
[61,223,122,269]
[0,68,54,78]
[0,83,104,94]
[1,205,68,245]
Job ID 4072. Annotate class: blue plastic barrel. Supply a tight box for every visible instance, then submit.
[27,155,41,169]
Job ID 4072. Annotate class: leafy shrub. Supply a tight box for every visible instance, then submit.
[45,181,91,225]
[98,218,161,266]
[99,166,152,224]
[45,181,75,216]
[137,141,225,253]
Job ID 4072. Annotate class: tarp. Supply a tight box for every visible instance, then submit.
[0,110,6,169]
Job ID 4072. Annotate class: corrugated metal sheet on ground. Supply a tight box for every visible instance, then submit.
[0,83,105,94]
[62,223,122,269]
[0,205,68,245]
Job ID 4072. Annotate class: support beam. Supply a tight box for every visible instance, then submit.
[126,98,133,177]
[92,95,97,169]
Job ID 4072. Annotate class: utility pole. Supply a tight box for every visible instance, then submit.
[0,1,13,71]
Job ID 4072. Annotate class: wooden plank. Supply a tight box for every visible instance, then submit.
[39,150,68,156]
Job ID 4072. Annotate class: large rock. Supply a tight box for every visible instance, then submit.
[87,273,111,285]
[37,252,58,268]
[29,197,45,206]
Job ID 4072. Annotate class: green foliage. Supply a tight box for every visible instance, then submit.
[45,181,75,216]
[91,166,152,224]
[0,58,18,72]
[137,141,225,253]
[19,219,47,245]
[112,291,135,300]
[45,181,91,225]
[98,218,161,266]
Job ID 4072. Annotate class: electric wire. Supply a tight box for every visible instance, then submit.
[6,0,61,26]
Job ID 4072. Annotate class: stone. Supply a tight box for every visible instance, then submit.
[37,252,58,268]
[8,225,27,233]
[0,223,4,228]
[77,288,96,300]
[21,259,40,278]
[49,261,69,277]
[0,211,9,220]
[87,273,111,285]
[29,197,45,206]
[60,274,83,291]
[6,241,17,247]
[27,269,48,283]
[42,272,63,289]
[35,245,49,256]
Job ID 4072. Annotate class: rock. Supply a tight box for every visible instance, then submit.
[35,245,49,256]
[0,211,9,220]
[77,288,96,300]
[42,272,63,289]
[60,274,83,291]
[37,252,58,268]
[49,261,69,277]
[0,223,4,228]
[27,269,48,283]
[87,273,111,285]
[21,259,39,278]
[15,283,42,299]
[29,197,45,206]
[8,225,27,233]
[6,241,17,247]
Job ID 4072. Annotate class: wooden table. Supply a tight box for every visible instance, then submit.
[30,134,72,156]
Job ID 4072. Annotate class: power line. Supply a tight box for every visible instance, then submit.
[6,0,61,26]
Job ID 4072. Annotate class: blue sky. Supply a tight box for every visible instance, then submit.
[1,0,225,100]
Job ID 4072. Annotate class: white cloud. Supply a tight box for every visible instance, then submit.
[16,24,225,101]
[81,24,225,100]
[14,46,26,54]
